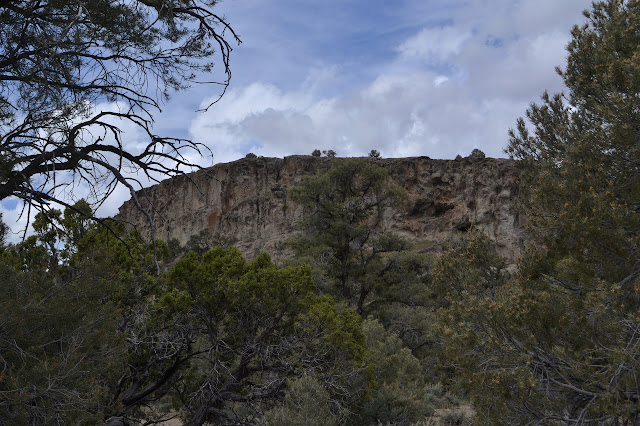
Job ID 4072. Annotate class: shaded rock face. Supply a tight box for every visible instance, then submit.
[117,156,526,264]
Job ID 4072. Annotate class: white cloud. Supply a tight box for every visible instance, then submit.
[191,69,511,161]
[398,26,472,63]
[0,198,33,243]
[188,0,591,164]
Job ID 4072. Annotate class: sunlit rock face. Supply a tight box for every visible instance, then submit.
[117,155,526,265]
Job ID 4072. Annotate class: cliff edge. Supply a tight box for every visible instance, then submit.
[117,156,526,264]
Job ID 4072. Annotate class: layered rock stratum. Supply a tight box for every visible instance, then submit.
[117,156,526,264]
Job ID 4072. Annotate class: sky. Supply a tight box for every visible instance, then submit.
[180,0,591,163]
[1,0,593,240]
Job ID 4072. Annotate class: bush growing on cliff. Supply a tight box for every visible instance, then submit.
[468,148,485,159]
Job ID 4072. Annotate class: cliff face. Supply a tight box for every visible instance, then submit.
[117,156,526,264]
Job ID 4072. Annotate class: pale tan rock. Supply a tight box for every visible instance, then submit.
[117,156,526,265]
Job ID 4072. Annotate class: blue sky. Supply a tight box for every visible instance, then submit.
[1,0,592,239]
[176,0,591,163]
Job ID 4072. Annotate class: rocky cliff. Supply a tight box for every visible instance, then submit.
[117,156,526,264]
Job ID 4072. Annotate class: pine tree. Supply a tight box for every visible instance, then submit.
[507,0,640,282]
[440,1,640,423]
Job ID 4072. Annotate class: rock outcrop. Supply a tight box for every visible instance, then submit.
[117,156,526,264]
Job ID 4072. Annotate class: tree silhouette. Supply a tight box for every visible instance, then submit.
[0,0,240,237]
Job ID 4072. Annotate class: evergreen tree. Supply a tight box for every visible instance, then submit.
[289,158,411,314]
[289,158,438,396]
[440,1,640,423]
[146,247,368,424]
[506,0,640,281]
[0,205,143,423]
[0,212,7,246]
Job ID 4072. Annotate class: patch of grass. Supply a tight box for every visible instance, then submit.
[412,240,437,251]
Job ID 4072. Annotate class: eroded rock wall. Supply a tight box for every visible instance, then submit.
[117,156,526,264]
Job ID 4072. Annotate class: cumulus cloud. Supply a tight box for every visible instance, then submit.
[192,71,519,161]
[398,26,472,63]
[190,0,590,162]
